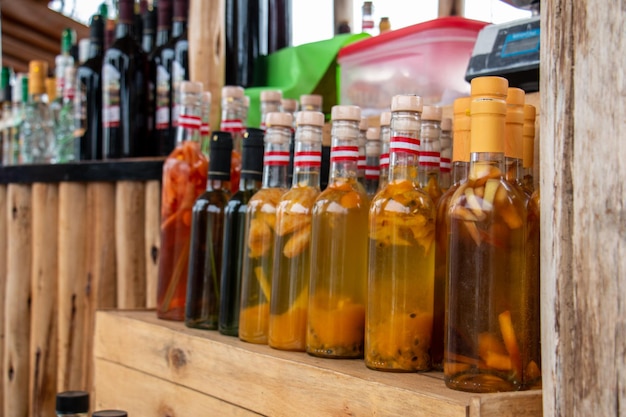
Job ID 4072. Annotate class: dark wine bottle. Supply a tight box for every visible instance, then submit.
[268,0,292,53]
[141,2,157,54]
[225,0,265,87]
[101,0,149,158]
[171,0,190,131]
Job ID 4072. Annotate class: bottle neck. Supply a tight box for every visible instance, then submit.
[115,22,135,40]
[88,38,103,60]
[329,119,360,182]
[451,161,469,185]
[469,152,505,180]
[171,20,187,38]
[239,176,262,191]
[262,132,290,189]
[389,110,420,183]
[357,130,366,180]
[206,178,229,192]
[505,156,524,183]
[260,100,281,129]
[220,99,244,151]
[176,99,201,145]
[292,125,322,188]
[155,28,170,47]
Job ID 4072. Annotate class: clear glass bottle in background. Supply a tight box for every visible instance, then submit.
[219,127,265,336]
[366,94,436,372]
[92,411,127,417]
[376,111,391,192]
[55,28,76,103]
[220,85,245,195]
[55,66,77,163]
[364,126,380,198]
[307,105,369,359]
[439,117,453,191]
[239,112,292,344]
[361,1,375,35]
[522,104,536,195]
[281,97,298,185]
[156,80,208,321]
[56,390,89,417]
[419,105,443,205]
[78,39,90,65]
[269,111,324,351]
[21,61,55,164]
[0,67,13,166]
[357,116,368,185]
[260,90,282,130]
[185,131,232,330]
[299,94,322,112]
[432,96,471,371]
[8,74,28,165]
[504,87,526,195]
[46,76,61,128]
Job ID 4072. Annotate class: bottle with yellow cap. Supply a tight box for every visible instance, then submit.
[445,76,534,392]
[504,87,527,196]
[269,111,324,351]
[239,111,292,344]
[522,104,536,194]
[366,94,436,371]
[431,96,471,371]
[419,105,444,205]
[525,188,541,389]
[376,111,391,192]
[21,60,55,164]
[307,105,369,358]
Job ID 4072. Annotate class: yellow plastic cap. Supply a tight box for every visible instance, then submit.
[470,99,507,154]
[331,105,361,122]
[366,127,380,141]
[221,85,244,99]
[453,96,471,117]
[470,76,508,100]
[391,94,423,112]
[421,105,442,122]
[28,60,48,95]
[261,90,282,102]
[265,111,293,128]
[379,111,391,127]
[45,78,56,101]
[524,104,536,122]
[296,111,324,127]
[506,87,525,106]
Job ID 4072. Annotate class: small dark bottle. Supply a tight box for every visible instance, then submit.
[268,0,292,53]
[141,2,157,54]
[219,128,264,336]
[101,0,149,158]
[75,14,104,160]
[185,131,233,330]
[56,390,89,417]
[92,411,127,417]
[169,0,189,135]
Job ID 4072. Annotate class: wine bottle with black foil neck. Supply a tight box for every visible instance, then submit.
[185,131,233,330]
[522,104,536,195]
[156,81,208,321]
[219,128,265,336]
[170,0,189,131]
[376,111,391,192]
[364,126,380,198]
[504,87,527,196]
[439,117,453,191]
[269,111,324,351]
[357,116,367,185]
[102,0,148,158]
[141,1,157,54]
[419,105,443,205]
[220,85,245,194]
[239,112,292,344]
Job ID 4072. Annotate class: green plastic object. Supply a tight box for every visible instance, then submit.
[244,33,369,128]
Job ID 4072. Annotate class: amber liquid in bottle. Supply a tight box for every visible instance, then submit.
[525,189,541,389]
[376,112,391,193]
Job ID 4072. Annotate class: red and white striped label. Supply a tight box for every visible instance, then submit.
[294,151,321,167]
[358,155,366,170]
[379,152,390,169]
[221,119,244,134]
[264,151,290,166]
[390,136,420,156]
[200,123,210,136]
[440,157,452,172]
[330,146,359,163]
[366,166,380,179]
[419,151,441,167]
[178,114,201,131]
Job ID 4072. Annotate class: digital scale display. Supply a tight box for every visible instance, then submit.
[501,28,540,57]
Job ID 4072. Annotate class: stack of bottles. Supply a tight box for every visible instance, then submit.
[155,75,540,394]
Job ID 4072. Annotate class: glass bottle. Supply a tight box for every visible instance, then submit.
[0,67,13,166]
[55,28,76,104]
[8,74,27,165]
[432,96,471,371]
[260,90,282,130]
[185,131,232,330]
[522,104,536,195]
[56,391,89,417]
[445,77,531,393]
[282,97,298,185]
[55,66,77,163]
[169,0,189,132]
[419,105,443,205]
[364,126,380,198]
[299,94,322,112]
[525,188,541,389]
[366,95,435,371]
[21,61,55,164]
[239,112,292,344]
[141,3,157,54]
[439,117,453,191]
[220,85,245,195]
[357,116,367,185]
[199,91,212,156]
[268,0,292,53]
[361,1,375,35]
[219,128,265,336]
[379,17,391,34]
[269,111,324,351]
[281,98,298,122]
[156,80,208,321]
[307,105,369,358]
[504,87,527,195]
[376,111,391,192]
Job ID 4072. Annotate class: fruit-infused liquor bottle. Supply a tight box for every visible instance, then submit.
[525,188,541,389]
[307,105,369,359]
[220,86,246,194]
[522,104,536,195]
[366,95,436,371]
[376,111,391,192]
[219,128,264,336]
[239,112,292,343]
[445,76,532,393]
[269,111,324,351]
[431,96,471,371]
[357,117,368,185]
[419,105,443,205]
[364,126,381,198]
[260,90,282,130]
[439,117,453,191]
[504,87,527,196]
[156,81,208,320]
[185,131,232,329]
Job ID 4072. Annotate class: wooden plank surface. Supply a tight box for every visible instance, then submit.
[144,180,161,309]
[470,391,542,417]
[0,185,6,414]
[541,1,626,416]
[95,311,542,417]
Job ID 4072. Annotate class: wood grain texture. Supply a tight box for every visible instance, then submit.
[541,1,626,416]
[94,311,542,417]
[145,180,161,309]
[29,184,58,417]
[4,185,32,417]
[469,391,542,417]
[0,186,6,414]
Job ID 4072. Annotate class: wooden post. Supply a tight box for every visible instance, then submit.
[438,0,465,17]
[115,181,146,308]
[541,1,626,416]
[189,0,225,130]
[334,0,354,34]
[29,184,59,417]
[4,184,32,417]
[0,185,6,414]
[144,180,161,308]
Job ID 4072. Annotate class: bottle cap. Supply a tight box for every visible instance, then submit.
[180,80,202,94]
[208,131,233,180]
[222,85,244,99]
[56,391,89,413]
[118,0,135,22]
[469,99,507,154]
[506,87,525,106]
[524,104,536,124]
[453,96,471,118]
[470,76,508,100]
[452,97,471,163]
[391,94,423,112]
[379,111,391,127]
[331,105,360,122]
[265,111,293,128]
[243,95,250,108]
[242,128,265,180]
[359,116,368,131]
[281,98,298,113]
[300,94,322,108]
[441,117,452,131]
[260,90,282,102]
[92,411,128,417]
[173,0,188,20]
[296,111,324,127]
[90,14,105,41]
[28,60,47,95]
[421,105,442,122]
[61,28,76,54]
[366,127,380,141]
[45,77,56,101]
[523,104,537,168]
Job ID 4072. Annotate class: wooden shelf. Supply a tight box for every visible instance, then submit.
[94,310,542,417]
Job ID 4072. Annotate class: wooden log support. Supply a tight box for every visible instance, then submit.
[115,181,147,309]
[29,184,59,417]
[542,1,626,416]
[144,180,161,309]
[4,184,32,417]
[0,186,7,414]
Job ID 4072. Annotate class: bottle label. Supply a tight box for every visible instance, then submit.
[74,79,87,137]
[200,123,211,136]
[171,61,185,127]
[362,19,375,30]
[177,114,201,131]
[390,135,420,156]
[264,151,290,166]
[155,65,170,130]
[102,63,121,128]
[366,165,380,179]
[440,157,452,172]
[419,151,441,167]
[330,145,359,163]
[294,151,321,167]
[379,152,390,169]
[221,119,244,134]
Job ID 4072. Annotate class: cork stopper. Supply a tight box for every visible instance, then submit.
[28,60,47,95]
[331,105,361,122]
[265,111,293,128]
[243,95,250,108]
[222,85,244,99]
[421,105,442,122]
[281,98,298,113]
[181,80,202,94]
[441,117,452,131]
[300,94,322,108]
[379,111,391,127]
[202,91,212,105]
[391,94,423,112]
[470,99,507,154]
[296,111,324,127]
[45,78,56,101]
[470,76,508,100]
[366,127,380,141]
[359,117,368,131]
[261,90,282,102]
